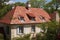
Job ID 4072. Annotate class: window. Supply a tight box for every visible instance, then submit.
[31,17,35,21]
[17,26,24,34]
[6,26,10,35]
[39,15,46,22]
[18,17,25,22]
[27,14,35,21]
[31,25,35,33]
[39,16,45,20]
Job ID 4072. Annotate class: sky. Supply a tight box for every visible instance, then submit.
[10,0,28,3]
[10,0,51,3]
[5,0,51,4]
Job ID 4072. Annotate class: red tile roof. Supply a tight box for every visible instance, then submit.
[0,6,51,24]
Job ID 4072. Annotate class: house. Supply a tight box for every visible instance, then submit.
[50,11,60,24]
[0,2,51,40]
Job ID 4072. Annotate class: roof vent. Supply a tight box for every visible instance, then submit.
[25,1,31,10]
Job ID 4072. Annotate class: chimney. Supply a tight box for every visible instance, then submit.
[25,1,31,10]
[12,6,15,9]
[12,5,16,9]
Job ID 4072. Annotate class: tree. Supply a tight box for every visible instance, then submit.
[0,0,12,18]
[0,0,9,8]
[14,2,25,6]
[44,0,60,14]
[48,0,60,10]
[30,0,46,8]
[0,1,26,18]
[0,0,9,2]
[0,5,12,18]
[37,21,60,40]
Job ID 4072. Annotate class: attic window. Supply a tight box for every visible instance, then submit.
[39,15,46,22]
[18,17,25,22]
[26,14,35,21]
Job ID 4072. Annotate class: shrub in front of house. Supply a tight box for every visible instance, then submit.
[36,33,46,40]
[13,34,30,40]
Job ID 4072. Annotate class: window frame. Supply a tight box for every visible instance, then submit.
[39,15,46,22]
[26,14,35,21]
[31,25,35,33]
[16,26,24,34]
[18,17,25,22]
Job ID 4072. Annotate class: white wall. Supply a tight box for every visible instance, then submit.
[24,25,31,34]
[11,25,43,38]
[36,27,40,33]
[35,27,44,33]
[11,26,17,38]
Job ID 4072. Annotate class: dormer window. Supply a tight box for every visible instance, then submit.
[18,17,25,22]
[39,15,46,22]
[26,14,35,21]
[39,16,45,20]
[31,17,35,21]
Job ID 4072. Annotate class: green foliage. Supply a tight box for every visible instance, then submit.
[58,10,60,16]
[0,2,25,18]
[37,22,48,32]
[14,2,25,6]
[15,34,30,40]
[0,33,4,40]
[0,0,12,18]
[0,0,9,3]
[52,0,60,4]
[44,0,60,13]
[36,33,46,40]
[0,0,9,8]
[37,21,60,40]
[46,21,57,40]
[30,0,46,8]
[0,5,12,18]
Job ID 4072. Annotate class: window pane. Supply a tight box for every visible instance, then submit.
[39,16,45,20]
[6,26,10,35]
[26,14,35,21]
[31,25,35,32]
[18,17,25,22]
[19,27,23,33]
[16,26,24,34]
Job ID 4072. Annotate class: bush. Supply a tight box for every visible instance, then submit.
[14,34,30,40]
[36,33,46,40]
